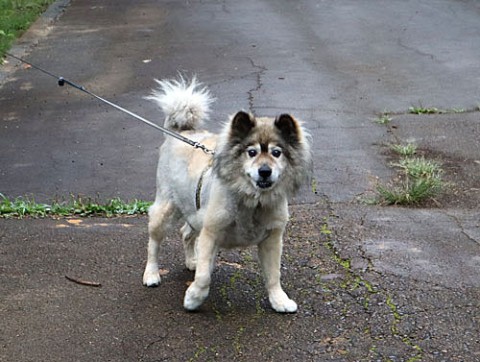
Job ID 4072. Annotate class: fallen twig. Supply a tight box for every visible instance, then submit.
[65,275,102,287]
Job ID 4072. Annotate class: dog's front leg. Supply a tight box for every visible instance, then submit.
[183,227,219,311]
[258,228,298,313]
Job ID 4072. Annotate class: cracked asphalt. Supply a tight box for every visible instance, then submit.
[1,0,479,361]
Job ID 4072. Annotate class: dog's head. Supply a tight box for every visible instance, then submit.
[214,111,311,201]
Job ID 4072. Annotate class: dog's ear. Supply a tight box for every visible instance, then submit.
[230,111,255,141]
[275,114,300,146]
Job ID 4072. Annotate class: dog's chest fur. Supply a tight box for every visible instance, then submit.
[212,200,287,248]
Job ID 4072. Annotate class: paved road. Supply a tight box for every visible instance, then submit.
[1,0,479,361]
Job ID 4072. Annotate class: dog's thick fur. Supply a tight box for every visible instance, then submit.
[142,77,311,313]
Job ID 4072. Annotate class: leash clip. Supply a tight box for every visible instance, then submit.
[193,142,215,155]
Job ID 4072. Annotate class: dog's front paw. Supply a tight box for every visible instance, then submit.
[183,282,209,311]
[269,290,298,313]
[143,267,161,287]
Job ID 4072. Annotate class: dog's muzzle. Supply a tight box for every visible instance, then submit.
[257,165,273,189]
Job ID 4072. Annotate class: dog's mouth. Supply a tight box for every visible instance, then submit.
[256,180,273,189]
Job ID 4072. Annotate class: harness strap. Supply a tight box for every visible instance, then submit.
[195,166,211,210]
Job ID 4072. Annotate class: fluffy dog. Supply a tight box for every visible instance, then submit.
[142,77,311,313]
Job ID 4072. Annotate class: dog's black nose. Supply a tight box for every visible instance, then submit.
[258,165,272,179]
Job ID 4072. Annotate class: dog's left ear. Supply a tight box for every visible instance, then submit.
[230,111,256,141]
[275,114,300,146]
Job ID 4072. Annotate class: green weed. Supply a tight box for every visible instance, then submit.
[233,326,246,355]
[188,345,218,362]
[311,177,318,194]
[408,106,444,115]
[390,143,417,157]
[408,105,468,114]
[392,157,442,179]
[375,113,392,125]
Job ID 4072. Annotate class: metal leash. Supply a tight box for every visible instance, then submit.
[4,52,215,155]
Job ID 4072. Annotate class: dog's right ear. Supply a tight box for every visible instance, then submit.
[229,111,255,141]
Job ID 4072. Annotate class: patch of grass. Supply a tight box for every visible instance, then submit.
[0,0,56,59]
[408,106,444,115]
[376,157,445,205]
[390,143,417,157]
[377,179,442,205]
[0,194,152,218]
[408,105,468,115]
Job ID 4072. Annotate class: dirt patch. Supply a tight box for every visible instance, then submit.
[419,148,480,209]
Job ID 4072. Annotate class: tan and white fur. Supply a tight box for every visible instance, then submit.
[142,77,311,313]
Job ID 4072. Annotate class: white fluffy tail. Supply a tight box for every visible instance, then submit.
[146,76,214,131]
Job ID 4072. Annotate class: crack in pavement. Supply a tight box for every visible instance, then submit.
[246,57,266,114]
[319,198,425,361]
[445,211,480,246]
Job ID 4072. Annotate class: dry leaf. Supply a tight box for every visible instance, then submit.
[159,268,169,276]
[67,219,83,225]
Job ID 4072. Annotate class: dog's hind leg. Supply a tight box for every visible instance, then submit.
[181,223,198,271]
[143,201,177,287]
[258,228,298,313]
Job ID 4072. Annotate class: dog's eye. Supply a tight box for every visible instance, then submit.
[271,149,282,158]
[247,149,257,157]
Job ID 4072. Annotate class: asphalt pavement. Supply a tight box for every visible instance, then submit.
[1,0,479,361]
